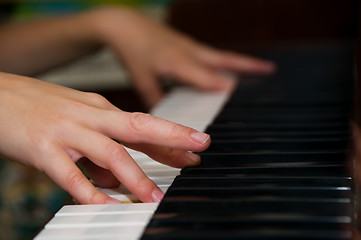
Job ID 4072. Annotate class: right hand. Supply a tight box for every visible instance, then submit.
[0,72,210,204]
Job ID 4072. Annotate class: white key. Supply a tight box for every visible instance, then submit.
[45,213,152,228]
[144,169,181,178]
[96,188,138,203]
[35,225,145,240]
[35,204,158,240]
[55,203,157,216]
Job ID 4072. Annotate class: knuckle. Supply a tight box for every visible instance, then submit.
[168,58,185,75]
[88,191,106,205]
[166,148,179,158]
[157,51,184,75]
[84,92,111,108]
[168,123,188,140]
[66,169,86,189]
[136,175,154,193]
[128,112,153,134]
[30,135,54,170]
[34,135,54,155]
[58,100,92,119]
[165,148,184,167]
[105,143,127,165]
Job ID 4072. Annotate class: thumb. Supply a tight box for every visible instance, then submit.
[131,70,164,108]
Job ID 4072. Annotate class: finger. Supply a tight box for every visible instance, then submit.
[195,46,276,74]
[78,157,120,188]
[79,92,118,111]
[170,56,236,92]
[71,128,164,203]
[43,146,120,204]
[125,143,201,168]
[95,111,211,152]
[129,67,164,108]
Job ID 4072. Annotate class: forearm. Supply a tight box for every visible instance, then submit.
[0,9,103,76]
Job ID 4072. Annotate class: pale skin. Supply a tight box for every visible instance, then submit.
[0,6,275,204]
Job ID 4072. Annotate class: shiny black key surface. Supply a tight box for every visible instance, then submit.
[141,46,355,240]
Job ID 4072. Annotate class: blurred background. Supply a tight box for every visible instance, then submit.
[0,0,357,239]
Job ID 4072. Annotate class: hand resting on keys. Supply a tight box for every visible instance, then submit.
[0,72,211,204]
[0,6,275,204]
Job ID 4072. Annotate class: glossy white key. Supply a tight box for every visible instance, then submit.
[46,213,152,228]
[144,169,181,178]
[54,203,157,216]
[117,177,174,188]
[35,225,145,240]
[96,189,138,203]
[35,204,158,240]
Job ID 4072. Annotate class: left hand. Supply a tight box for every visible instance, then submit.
[92,7,276,107]
[0,72,210,204]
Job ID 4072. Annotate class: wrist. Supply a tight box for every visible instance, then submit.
[88,6,153,52]
[87,7,128,45]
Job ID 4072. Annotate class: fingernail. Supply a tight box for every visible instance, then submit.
[152,189,164,203]
[106,198,121,204]
[185,151,201,164]
[190,132,210,145]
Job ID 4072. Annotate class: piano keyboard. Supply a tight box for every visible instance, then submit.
[35,44,356,240]
[34,88,230,240]
[140,45,356,240]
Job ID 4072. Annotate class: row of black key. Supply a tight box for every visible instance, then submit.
[141,45,355,239]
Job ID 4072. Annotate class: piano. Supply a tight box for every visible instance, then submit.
[34,43,357,239]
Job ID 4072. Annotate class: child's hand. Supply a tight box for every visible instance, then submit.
[94,7,276,107]
[0,72,210,204]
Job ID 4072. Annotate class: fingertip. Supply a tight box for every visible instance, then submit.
[194,71,237,94]
[75,189,114,205]
[151,188,164,203]
[105,197,122,204]
[217,74,237,92]
[190,132,210,145]
[226,52,277,74]
[131,73,164,109]
[188,131,211,153]
[185,151,201,166]
[261,61,277,73]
